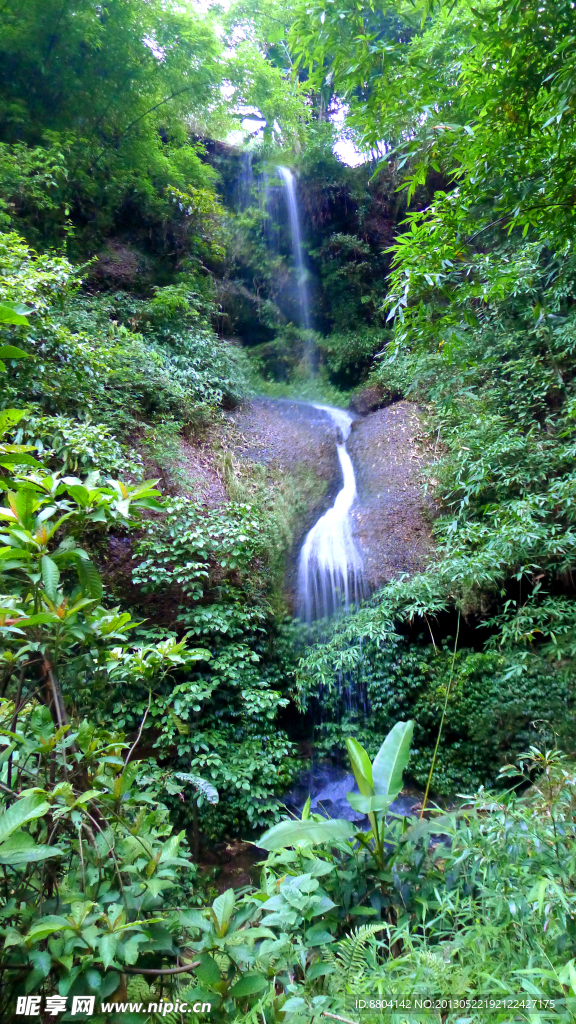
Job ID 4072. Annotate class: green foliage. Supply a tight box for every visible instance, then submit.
[216,132,406,362]
[0,144,70,239]
[261,721,415,873]
[317,326,391,388]
[344,753,576,1023]
[10,414,142,477]
[258,817,357,851]
[0,232,249,431]
[0,699,204,1018]
[299,621,576,792]
[0,217,302,859]
[10,0,576,1012]
[0,240,301,1019]
[255,748,576,1022]
[133,497,269,601]
[310,234,385,336]
[117,494,301,838]
[0,0,307,260]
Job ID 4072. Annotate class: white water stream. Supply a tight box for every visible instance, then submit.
[275,170,365,619]
[278,165,311,331]
[298,405,365,621]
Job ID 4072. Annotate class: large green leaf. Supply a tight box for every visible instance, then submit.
[0,302,30,325]
[0,452,42,467]
[41,554,60,601]
[257,817,357,851]
[345,736,374,795]
[12,488,37,527]
[346,793,392,814]
[0,409,26,434]
[0,830,64,865]
[67,484,91,507]
[23,916,71,944]
[229,973,267,998]
[179,909,211,931]
[98,934,119,970]
[0,793,50,844]
[194,953,221,988]
[211,889,235,935]
[372,720,414,801]
[0,345,30,359]
[305,926,335,945]
[399,813,457,845]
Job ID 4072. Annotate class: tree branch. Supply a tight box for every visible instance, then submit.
[124,961,201,976]
[124,691,151,768]
[88,86,196,174]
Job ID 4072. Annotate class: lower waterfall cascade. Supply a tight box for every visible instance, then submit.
[297,404,365,621]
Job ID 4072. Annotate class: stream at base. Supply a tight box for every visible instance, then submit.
[284,763,420,826]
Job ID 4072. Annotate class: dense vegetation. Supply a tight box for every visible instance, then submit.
[2,0,576,1021]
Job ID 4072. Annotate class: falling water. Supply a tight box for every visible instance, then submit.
[278,166,311,331]
[260,170,277,253]
[298,405,365,622]
[237,151,254,210]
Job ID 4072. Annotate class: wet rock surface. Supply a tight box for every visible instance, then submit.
[229,395,435,602]
[229,398,345,589]
[230,397,340,482]
[348,400,435,590]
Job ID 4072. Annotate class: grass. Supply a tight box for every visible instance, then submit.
[256,371,352,409]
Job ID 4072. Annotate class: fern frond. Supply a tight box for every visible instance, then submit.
[126,976,152,1003]
[333,923,388,983]
[214,951,230,972]
[415,948,452,981]
[253,948,285,973]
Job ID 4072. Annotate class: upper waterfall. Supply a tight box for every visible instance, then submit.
[298,404,365,622]
[278,166,311,332]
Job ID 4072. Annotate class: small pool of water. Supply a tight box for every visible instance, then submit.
[284,762,422,825]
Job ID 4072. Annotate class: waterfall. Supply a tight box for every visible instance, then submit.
[260,170,277,253]
[298,405,365,622]
[278,166,311,331]
[238,151,254,210]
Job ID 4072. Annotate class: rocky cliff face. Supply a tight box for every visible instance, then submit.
[229,396,434,605]
[348,401,435,591]
[229,398,341,600]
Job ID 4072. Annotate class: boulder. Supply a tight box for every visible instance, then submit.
[349,385,400,416]
[89,241,151,288]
